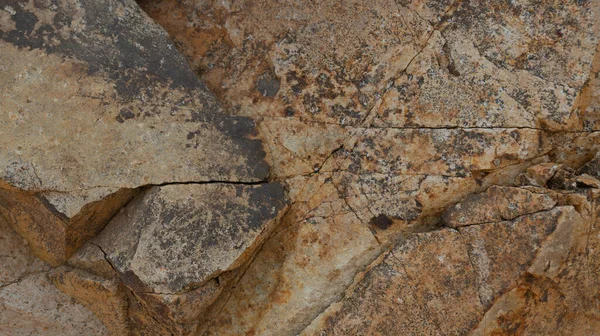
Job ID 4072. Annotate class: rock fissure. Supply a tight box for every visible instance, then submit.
[2,0,600,334]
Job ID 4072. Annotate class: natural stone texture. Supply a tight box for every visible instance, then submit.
[0,0,271,265]
[471,199,598,335]
[442,185,557,227]
[1,217,109,335]
[0,214,48,286]
[303,228,484,335]
[92,182,287,334]
[324,128,551,177]
[136,0,600,334]
[0,0,270,192]
[0,273,108,335]
[95,183,286,294]
[516,162,563,187]
[0,187,136,266]
[2,0,600,334]
[49,267,130,336]
[303,205,587,335]
[203,175,380,335]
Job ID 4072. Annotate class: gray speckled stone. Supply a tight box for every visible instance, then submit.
[0,0,273,266]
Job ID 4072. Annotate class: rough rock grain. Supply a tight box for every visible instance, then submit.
[0,0,272,265]
[2,0,600,334]
[138,0,600,334]
[92,182,287,334]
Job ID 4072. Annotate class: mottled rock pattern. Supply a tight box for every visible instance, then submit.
[303,201,592,335]
[91,183,287,334]
[0,0,272,265]
[1,0,600,335]
[137,0,600,333]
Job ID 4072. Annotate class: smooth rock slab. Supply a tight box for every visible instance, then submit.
[0,0,270,192]
[88,182,287,334]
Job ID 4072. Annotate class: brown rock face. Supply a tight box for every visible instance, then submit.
[0,0,272,265]
[2,0,600,335]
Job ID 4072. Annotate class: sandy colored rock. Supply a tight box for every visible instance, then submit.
[442,185,557,227]
[0,0,270,192]
[0,0,271,266]
[0,187,136,266]
[516,162,562,187]
[0,214,49,286]
[0,272,108,335]
[203,175,380,335]
[302,228,484,335]
[303,205,586,335]
[135,0,600,334]
[2,0,600,334]
[49,266,130,336]
[92,182,286,334]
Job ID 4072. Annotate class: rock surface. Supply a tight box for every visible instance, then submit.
[0,0,272,265]
[1,0,600,335]
[0,218,108,335]
[91,183,287,334]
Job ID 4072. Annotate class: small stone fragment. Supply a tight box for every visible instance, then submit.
[516,162,562,187]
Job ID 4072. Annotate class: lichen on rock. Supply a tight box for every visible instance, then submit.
[1,0,600,334]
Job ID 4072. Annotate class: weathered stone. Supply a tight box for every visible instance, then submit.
[442,185,557,227]
[0,0,271,265]
[92,183,287,333]
[3,0,600,334]
[516,162,562,187]
[302,229,484,335]
[471,200,597,335]
[461,206,581,308]
[0,273,108,335]
[548,166,578,190]
[203,175,380,335]
[0,0,270,191]
[303,205,585,335]
[0,214,48,287]
[576,173,600,188]
[132,0,600,333]
[578,149,600,178]
[49,266,130,336]
[0,187,136,266]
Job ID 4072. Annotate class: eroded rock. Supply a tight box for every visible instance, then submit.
[0,272,108,335]
[0,0,271,265]
[2,0,600,334]
[92,183,287,334]
[303,205,587,335]
[442,185,557,227]
[49,266,130,336]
